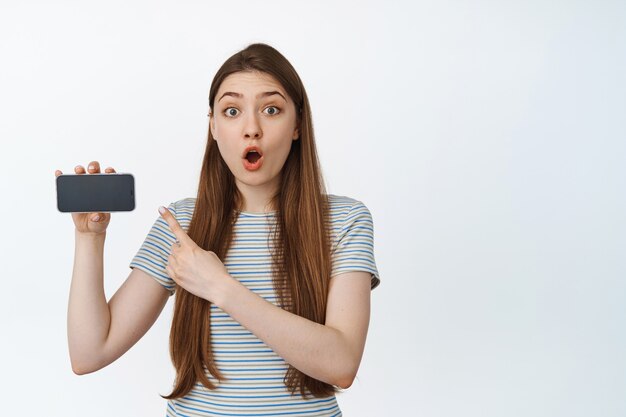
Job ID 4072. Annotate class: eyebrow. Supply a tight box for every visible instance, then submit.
[218,91,287,103]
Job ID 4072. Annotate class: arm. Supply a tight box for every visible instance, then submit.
[68,230,170,374]
[217,270,371,389]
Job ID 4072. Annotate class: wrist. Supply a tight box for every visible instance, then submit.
[214,273,241,310]
[75,229,106,241]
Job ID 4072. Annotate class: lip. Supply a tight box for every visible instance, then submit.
[242,145,264,159]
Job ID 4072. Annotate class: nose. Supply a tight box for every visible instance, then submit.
[243,112,262,139]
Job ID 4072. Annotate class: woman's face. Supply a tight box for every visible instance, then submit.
[210,71,299,206]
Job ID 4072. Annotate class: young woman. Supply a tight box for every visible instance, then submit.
[58,43,381,417]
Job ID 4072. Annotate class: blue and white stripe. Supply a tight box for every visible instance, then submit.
[129,194,380,416]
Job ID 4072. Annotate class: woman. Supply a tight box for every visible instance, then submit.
[58,42,380,416]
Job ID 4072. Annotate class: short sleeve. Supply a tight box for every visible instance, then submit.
[129,201,178,296]
[331,200,381,290]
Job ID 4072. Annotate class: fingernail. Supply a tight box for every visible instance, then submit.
[88,165,94,170]
[158,206,166,215]
[92,215,100,221]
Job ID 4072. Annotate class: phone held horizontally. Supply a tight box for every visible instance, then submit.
[56,173,136,213]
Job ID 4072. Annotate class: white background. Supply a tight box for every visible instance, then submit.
[1,0,624,416]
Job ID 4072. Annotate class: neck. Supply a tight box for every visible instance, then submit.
[235,177,279,213]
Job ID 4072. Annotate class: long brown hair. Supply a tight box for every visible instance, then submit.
[161,43,339,400]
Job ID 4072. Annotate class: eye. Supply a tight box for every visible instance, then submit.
[224,107,239,117]
[264,106,281,116]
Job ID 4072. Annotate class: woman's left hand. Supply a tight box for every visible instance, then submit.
[158,206,232,304]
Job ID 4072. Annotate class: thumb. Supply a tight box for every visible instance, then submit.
[90,212,104,222]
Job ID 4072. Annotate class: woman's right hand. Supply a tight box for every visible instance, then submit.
[54,161,117,235]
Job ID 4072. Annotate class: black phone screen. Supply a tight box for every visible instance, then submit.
[56,173,135,213]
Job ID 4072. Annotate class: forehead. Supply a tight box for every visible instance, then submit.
[217,71,287,98]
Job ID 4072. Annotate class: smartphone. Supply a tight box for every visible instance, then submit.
[56,173,136,213]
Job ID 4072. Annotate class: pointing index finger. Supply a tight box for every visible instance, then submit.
[158,206,189,243]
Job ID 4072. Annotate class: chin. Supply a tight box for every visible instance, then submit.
[237,173,269,185]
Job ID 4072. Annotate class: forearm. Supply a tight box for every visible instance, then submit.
[217,277,355,388]
[67,230,111,373]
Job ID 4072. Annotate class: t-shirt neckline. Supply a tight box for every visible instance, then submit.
[234,209,277,217]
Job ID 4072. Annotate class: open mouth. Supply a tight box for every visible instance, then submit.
[246,150,262,164]
[242,146,264,171]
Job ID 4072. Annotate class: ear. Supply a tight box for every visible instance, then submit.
[292,118,300,140]
[293,108,301,140]
[209,112,217,140]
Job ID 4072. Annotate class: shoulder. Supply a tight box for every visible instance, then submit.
[171,195,373,229]
[326,194,372,222]
[326,194,374,248]
[172,197,197,212]
[169,197,197,231]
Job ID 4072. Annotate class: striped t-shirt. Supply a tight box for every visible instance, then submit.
[129,194,381,416]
